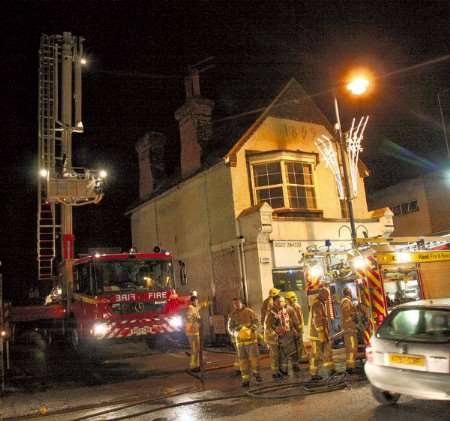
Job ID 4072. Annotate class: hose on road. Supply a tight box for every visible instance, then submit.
[91,373,351,420]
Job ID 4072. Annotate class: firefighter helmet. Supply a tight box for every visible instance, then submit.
[285,291,297,302]
[269,287,280,297]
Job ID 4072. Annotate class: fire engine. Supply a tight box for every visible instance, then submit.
[2,32,190,355]
[63,249,189,351]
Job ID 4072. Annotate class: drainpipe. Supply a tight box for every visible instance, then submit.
[235,219,249,305]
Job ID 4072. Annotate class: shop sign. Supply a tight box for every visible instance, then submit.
[377,250,450,265]
[273,240,303,268]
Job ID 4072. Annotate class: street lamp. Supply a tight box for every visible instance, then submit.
[334,75,371,249]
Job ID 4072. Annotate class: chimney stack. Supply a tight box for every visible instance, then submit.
[175,69,214,179]
[135,131,166,200]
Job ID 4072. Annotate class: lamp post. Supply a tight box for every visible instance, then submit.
[334,77,370,249]
[334,97,358,248]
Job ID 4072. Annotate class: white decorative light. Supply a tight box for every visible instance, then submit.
[315,135,345,199]
[346,116,369,198]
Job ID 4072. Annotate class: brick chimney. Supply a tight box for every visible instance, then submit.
[135,131,166,200]
[175,69,214,179]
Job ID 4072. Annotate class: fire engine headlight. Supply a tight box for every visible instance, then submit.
[92,322,110,337]
[168,315,183,329]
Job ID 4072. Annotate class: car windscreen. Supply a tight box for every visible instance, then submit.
[95,259,174,293]
[377,307,450,343]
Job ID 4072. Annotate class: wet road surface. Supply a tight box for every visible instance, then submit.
[1,337,449,420]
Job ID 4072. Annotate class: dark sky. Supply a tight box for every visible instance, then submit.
[1,1,449,300]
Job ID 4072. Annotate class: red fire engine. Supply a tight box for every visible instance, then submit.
[64,250,189,350]
[6,249,189,352]
[2,33,190,355]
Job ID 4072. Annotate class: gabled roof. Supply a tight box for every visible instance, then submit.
[223,78,334,159]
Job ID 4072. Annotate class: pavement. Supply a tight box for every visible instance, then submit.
[1,341,449,421]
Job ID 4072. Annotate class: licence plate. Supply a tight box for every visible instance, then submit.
[388,353,425,367]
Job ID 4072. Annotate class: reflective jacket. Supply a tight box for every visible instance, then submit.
[185,302,208,336]
[290,301,304,333]
[308,296,330,342]
[340,296,357,333]
[265,306,300,345]
[228,306,259,345]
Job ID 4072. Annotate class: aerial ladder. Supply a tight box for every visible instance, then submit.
[37,32,105,297]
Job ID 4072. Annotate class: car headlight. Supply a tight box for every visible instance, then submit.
[168,315,183,329]
[91,322,110,337]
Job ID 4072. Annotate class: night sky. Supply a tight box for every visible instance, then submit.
[1,1,449,301]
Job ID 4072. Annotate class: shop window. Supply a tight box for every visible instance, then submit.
[252,160,317,210]
[272,269,308,323]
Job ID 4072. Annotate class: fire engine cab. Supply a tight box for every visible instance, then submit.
[58,249,189,350]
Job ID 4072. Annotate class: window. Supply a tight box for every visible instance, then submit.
[401,202,409,214]
[377,308,450,343]
[252,160,316,210]
[285,162,317,208]
[75,263,92,294]
[272,269,308,323]
[409,200,419,213]
[95,259,174,293]
[393,200,419,216]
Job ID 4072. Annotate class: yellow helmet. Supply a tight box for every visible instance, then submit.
[269,287,280,297]
[285,291,297,301]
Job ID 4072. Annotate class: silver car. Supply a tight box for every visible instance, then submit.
[365,298,450,405]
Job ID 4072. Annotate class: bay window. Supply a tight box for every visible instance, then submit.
[251,153,317,211]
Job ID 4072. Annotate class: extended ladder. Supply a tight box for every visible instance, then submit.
[37,35,60,281]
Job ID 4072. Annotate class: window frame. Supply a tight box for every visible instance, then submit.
[249,151,318,211]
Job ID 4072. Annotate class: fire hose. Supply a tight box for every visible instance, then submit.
[74,374,351,421]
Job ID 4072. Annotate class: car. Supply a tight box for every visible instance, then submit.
[365,298,450,405]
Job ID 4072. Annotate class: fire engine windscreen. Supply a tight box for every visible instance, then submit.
[95,260,174,293]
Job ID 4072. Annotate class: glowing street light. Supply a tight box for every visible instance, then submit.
[80,57,87,65]
[333,71,372,248]
[40,168,48,178]
[347,77,370,96]
[99,170,107,179]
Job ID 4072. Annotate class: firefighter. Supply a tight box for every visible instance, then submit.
[308,288,335,380]
[184,294,208,372]
[285,291,307,363]
[265,295,301,379]
[340,287,358,373]
[228,297,262,387]
[260,287,280,324]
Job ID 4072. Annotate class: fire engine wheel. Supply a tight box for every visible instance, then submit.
[70,326,81,350]
[68,319,88,353]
